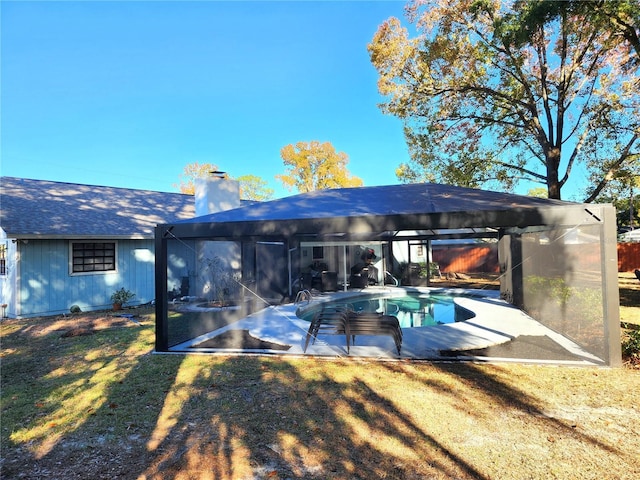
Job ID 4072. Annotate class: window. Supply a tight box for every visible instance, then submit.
[417,245,424,257]
[0,243,6,276]
[71,242,116,274]
[312,246,324,260]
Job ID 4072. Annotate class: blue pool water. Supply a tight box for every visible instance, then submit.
[298,292,475,328]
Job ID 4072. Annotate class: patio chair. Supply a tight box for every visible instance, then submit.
[346,313,403,355]
[321,271,338,292]
[349,272,368,289]
[304,308,352,353]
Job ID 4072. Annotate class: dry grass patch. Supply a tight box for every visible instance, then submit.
[620,272,640,367]
[620,271,640,325]
[2,276,640,479]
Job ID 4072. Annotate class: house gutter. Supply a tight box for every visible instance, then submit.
[8,234,155,240]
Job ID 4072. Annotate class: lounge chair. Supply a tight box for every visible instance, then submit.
[304,308,351,353]
[303,306,403,356]
[346,313,403,355]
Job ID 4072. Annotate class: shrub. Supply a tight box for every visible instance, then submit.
[110,288,135,306]
[621,323,640,366]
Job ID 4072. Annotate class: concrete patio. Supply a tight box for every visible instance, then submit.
[170,287,605,365]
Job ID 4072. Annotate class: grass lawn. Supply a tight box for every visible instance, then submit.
[1,275,639,479]
[619,272,640,325]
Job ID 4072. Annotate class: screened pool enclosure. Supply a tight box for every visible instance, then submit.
[154,181,621,366]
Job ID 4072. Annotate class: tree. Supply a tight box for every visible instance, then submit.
[174,162,218,195]
[175,163,274,201]
[507,0,639,63]
[236,174,274,201]
[527,187,548,199]
[504,0,640,203]
[368,0,640,200]
[593,169,640,228]
[276,141,363,193]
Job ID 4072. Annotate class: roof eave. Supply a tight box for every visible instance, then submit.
[159,204,601,241]
[2,233,155,240]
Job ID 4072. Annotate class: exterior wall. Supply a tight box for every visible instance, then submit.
[388,241,427,267]
[15,238,156,318]
[0,230,18,318]
[167,239,197,298]
[196,240,242,301]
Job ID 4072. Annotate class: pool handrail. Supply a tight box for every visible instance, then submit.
[295,289,312,305]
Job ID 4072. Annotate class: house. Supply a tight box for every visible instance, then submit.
[619,228,640,242]
[0,176,196,318]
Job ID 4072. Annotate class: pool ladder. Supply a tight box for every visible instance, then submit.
[295,289,312,305]
[384,271,399,286]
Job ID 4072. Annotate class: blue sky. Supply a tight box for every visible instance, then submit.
[1,0,413,198]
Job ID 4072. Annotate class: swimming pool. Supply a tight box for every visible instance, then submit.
[297,291,476,328]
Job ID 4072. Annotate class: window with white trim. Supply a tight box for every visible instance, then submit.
[71,242,117,274]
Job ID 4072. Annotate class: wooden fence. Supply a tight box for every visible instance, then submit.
[432,245,499,273]
[432,242,640,273]
[618,243,640,272]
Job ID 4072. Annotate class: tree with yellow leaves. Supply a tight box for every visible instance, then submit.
[276,141,363,193]
[175,162,274,201]
[174,162,218,195]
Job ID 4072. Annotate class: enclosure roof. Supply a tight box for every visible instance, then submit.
[0,176,196,239]
[179,183,572,223]
[168,183,587,240]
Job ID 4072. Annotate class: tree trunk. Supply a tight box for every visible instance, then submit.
[546,148,562,200]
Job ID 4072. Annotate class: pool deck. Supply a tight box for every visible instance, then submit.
[170,286,604,365]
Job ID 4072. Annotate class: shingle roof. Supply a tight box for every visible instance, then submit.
[0,177,195,239]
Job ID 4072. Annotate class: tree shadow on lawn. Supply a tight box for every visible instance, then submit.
[429,363,624,452]
[2,323,488,479]
[2,317,635,479]
[1,318,182,479]
[128,357,492,480]
[620,276,640,309]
